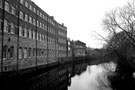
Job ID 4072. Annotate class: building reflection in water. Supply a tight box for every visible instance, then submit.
[68,62,115,90]
[23,63,87,90]
[1,62,114,90]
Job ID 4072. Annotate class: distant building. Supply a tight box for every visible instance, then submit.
[71,40,86,57]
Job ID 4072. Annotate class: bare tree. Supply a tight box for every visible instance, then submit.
[101,1,135,90]
[103,0,135,47]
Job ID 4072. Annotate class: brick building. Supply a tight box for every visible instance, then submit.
[71,40,86,57]
[0,0,67,72]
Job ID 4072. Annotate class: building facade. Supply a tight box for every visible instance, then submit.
[0,0,67,72]
[72,40,86,57]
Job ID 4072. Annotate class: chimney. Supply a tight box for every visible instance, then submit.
[62,23,64,26]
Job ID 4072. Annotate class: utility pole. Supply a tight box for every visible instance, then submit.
[1,0,5,73]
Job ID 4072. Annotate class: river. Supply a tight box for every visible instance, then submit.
[68,62,116,90]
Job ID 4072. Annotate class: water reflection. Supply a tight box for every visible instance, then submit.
[68,62,116,90]
[7,62,115,90]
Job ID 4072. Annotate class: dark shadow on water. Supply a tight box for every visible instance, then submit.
[107,59,135,90]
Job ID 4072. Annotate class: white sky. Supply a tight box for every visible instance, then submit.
[32,0,130,48]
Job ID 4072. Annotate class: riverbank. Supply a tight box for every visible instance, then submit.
[87,57,116,66]
[87,57,135,90]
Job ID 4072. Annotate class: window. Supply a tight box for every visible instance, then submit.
[37,21,39,27]
[43,15,44,19]
[10,46,14,58]
[20,11,23,19]
[5,1,9,12]
[24,28,27,37]
[33,18,35,25]
[11,6,16,15]
[40,22,42,28]
[44,35,46,41]
[45,16,47,21]
[25,14,28,21]
[33,7,36,13]
[40,12,42,17]
[0,0,2,7]
[11,22,15,34]
[33,31,35,39]
[33,31,36,39]
[45,25,47,30]
[42,24,44,29]
[37,10,39,15]
[31,31,33,39]
[28,48,31,57]
[27,29,29,37]
[24,48,27,58]
[29,30,31,38]
[29,5,32,10]
[20,0,24,4]
[29,16,32,23]
[4,19,8,32]
[40,34,42,41]
[7,22,11,33]
[3,45,8,59]
[22,27,25,36]
[25,1,28,8]
[19,47,22,59]
[42,35,44,41]
[19,26,22,36]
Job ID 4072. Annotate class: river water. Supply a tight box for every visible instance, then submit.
[68,62,116,90]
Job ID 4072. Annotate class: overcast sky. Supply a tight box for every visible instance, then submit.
[32,0,130,48]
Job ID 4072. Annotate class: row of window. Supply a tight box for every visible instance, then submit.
[59,52,67,57]
[58,24,67,31]
[0,0,66,35]
[1,1,56,32]
[20,11,56,35]
[19,10,48,30]
[58,38,66,44]
[3,19,56,44]
[20,0,55,26]
[1,1,16,15]
[58,31,67,37]
[59,46,66,51]
[2,45,56,60]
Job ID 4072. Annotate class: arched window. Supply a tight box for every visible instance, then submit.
[4,19,8,32]
[33,48,35,57]
[10,46,14,58]
[3,45,8,59]
[28,48,31,57]
[19,47,22,59]
[24,48,27,58]
[11,22,15,34]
